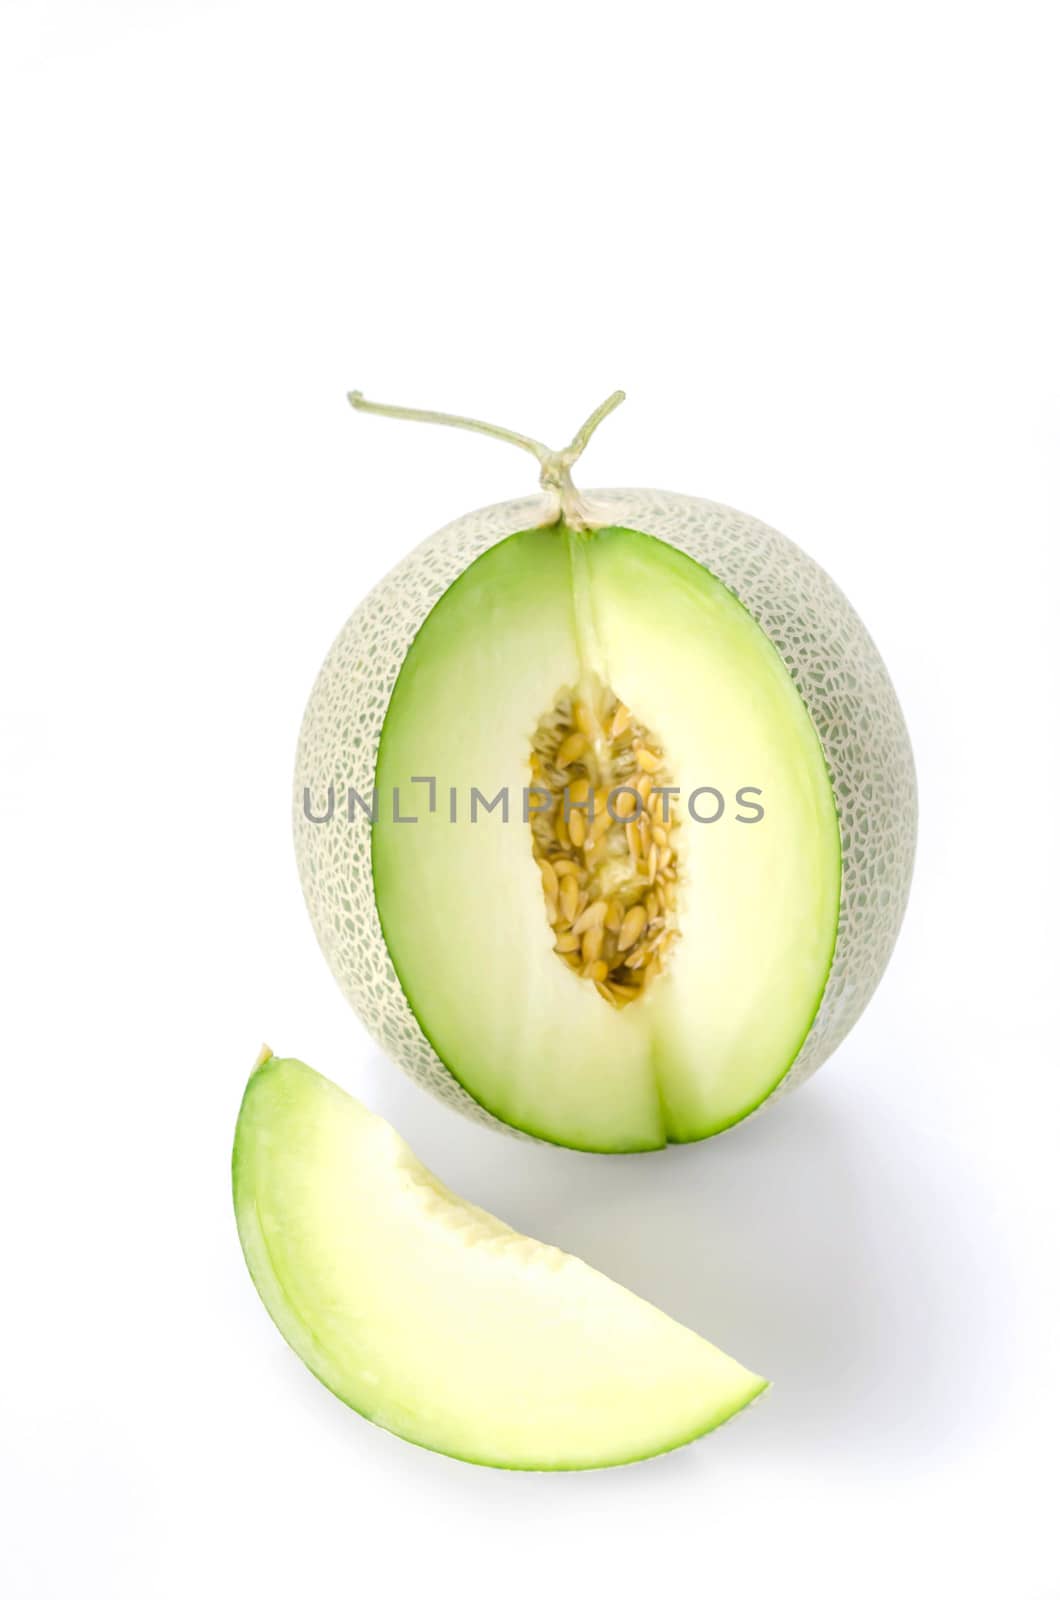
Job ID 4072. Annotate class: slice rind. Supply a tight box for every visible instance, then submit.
[233,1052,768,1470]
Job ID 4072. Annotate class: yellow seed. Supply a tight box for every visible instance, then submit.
[572,899,608,936]
[611,702,631,738]
[625,821,640,861]
[645,891,660,922]
[614,788,638,819]
[559,874,580,923]
[605,898,624,932]
[568,808,587,848]
[555,810,570,849]
[582,925,604,964]
[608,981,639,1001]
[556,731,588,767]
[574,701,593,735]
[662,879,677,910]
[652,825,667,849]
[545,895,560,925]
[618,904,648,951]
[568,776,591,804]
[554,931,580,952]
[636,746,662,773]
[636,773,653,801]
[650,794,664,823]
[647,843,658,882]
[588,959,609,984]
[553,857,579,877]
[590,809,611,843]
[658,846,672,871]
[582,841,604,872]
[539,860,559,899]
[594,980,619,1006]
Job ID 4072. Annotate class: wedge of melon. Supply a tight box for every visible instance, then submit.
[233,1051,768,1470]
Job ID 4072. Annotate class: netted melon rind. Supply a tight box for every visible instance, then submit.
[293,489,917,1140]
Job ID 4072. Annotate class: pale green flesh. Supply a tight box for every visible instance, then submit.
[374,524,841,1151]
[233,1054,768,1470]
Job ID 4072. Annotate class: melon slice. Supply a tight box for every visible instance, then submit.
[233,1051,768,1470]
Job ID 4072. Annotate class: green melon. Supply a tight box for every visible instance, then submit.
[294,392,916,1151]
[233,1050,768,1469]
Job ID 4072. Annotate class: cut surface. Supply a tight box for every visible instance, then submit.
[373,523,841,1151]
[233,1053,768,1470]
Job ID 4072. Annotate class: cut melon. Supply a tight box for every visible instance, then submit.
[233,1051,768,1469]
[294,392,917,1150]
[373,523,839,1148]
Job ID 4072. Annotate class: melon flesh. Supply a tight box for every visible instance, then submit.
[373,523,841,1151]
[233,1053,768,1470]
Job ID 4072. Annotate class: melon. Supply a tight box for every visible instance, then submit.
[295,391,916,1151]
[232,1050,768,1469]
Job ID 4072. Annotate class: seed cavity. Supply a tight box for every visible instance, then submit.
[530,683,681,1006]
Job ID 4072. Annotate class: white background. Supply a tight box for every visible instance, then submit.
[2,3,1058,1596]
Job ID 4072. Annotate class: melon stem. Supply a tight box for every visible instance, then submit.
[347,388,625,531]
